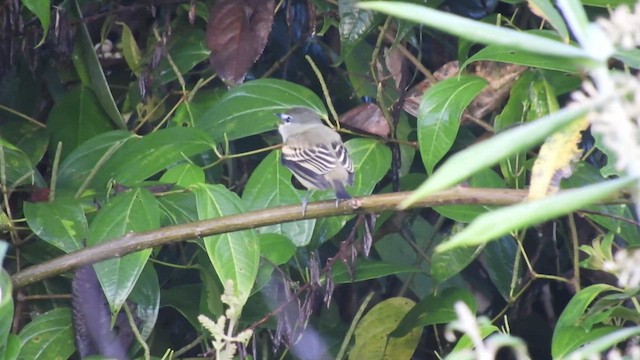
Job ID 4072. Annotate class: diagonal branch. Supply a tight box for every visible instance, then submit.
[13,188,529,289]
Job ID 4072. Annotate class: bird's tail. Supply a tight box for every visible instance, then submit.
[333,181,352,200]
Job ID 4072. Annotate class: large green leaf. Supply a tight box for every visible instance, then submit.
[312,138,392,244]
[160,163,205,187]
[401,101,594,207]
[47,87,114,161]
[528,0,570,42]
[358,2,592,61]
[374,216,438,297]
[194,79,326,141]
[331,260,425,284]
[57,130,134,193]
[349,297,422,360]
[432,241,484,284]
[464,46,581,73]
[483,236,519,300]
[72,0,126,129]
[88,188,160,314]
[156,28,210,85]
[194,184,260,308]
[390,288,476,337]
[418,75,487,174]
[128,264,160,340]
[242,151,315,246]
[24,199,88,253]
[161,284,202,330]
[93,127,213,189]
[433,168,506,222]
[552,284,620,358]
[157,191,199,226]
[437,177,637,252]
[17,308,74,360]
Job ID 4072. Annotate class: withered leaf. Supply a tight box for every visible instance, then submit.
[206,0,275,85]
[340,103,390,137]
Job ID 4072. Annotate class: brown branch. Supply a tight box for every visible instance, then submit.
[12,188,529,289]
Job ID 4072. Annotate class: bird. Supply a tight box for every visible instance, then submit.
[276,107,354,211]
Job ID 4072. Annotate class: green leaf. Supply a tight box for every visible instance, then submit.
[2,334,20,360]
[349,298,422,360]
[128,264,160,340]
[194,79,326,141]
[358,2,592,61]
[161,284,202,329]
[565,326,640,359]
[56,130,133,193]
[433,168,506,222]
[339,0,375,45]
[21,0,50,47]
[580,0,636,6]
[24,199,88,253]
[432,242,485,284]
[156,28,210,85]
[494,71,535,188]
[0,119,48,165]
[0,260,13,355]
[160,163,205,187]
[390,288,476,337]
[483,236,519,300]
[374,216,437,297]
[17,308,74,360]
[552,284,620,358]
[0,139,37,188]
[157,191,198,226]
[528,0,570,42]
[47,87,114,161]
[312,138,391,244]
[556,0,589,45]
[464,45,581,73]
[418,75,487,174]
[344,41,378,98]
[451,324,501,352]
[436,177,637,252]
[401,101,594,208]
[118,22,143,74]
[194,184,260,308]
[331,260,425,284]
[259,233,297,266]
[71,0,126,129]
[242,151,315,246]
[88,188,160,314]
[94,127,213,189]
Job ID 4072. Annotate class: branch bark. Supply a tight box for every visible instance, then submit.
[12,188,529,289]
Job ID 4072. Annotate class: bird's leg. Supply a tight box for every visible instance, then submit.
[301,191,313,216]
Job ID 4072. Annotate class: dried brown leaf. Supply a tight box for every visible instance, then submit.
[403,61,527,123]
[206,0,275,85]
[340,103,390,137]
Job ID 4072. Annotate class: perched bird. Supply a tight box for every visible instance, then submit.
[276,108,354,208]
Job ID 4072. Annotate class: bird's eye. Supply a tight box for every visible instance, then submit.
[282,115,292,123]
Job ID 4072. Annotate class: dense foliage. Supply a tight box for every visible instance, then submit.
[1,0,640,359]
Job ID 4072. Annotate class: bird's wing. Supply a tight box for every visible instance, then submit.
[331,141,354,185]
[281,144,336,189]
